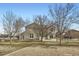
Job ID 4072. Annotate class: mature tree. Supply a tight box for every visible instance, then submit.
[2,11,16,45]
[33,15,50,42]
[14,17,25,39]
[49,3,79,45]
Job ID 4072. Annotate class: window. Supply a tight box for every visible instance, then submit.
[50,35,53,39]
[30,34,34,38]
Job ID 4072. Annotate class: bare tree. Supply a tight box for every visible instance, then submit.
[33,15,50,42]
[2,11,16,45]
[14,17,26,40]
[49,3,79,45]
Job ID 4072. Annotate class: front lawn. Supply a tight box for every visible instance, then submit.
[0,39,79,55]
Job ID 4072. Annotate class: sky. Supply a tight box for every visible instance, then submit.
[0,3,79,33]
[0,3,50,33]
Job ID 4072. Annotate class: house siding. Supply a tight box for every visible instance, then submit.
[19,23,57,40]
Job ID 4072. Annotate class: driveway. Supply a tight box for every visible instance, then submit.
[5,46,79,56]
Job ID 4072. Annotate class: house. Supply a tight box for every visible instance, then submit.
[0,34,18,40]
[19,23,57,41]
[63,29,79,39]
[19,22,79,41]
[0,34,8,39]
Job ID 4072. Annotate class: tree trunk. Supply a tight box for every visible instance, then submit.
[41,36,43,42]
[59,35,62,45]
[9,37,12,45]
[40,31,43,42]
[59,38,62,45]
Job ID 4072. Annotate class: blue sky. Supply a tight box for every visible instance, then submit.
[0,3,79,33]
[0,3,51,19]
[0,3,51,33]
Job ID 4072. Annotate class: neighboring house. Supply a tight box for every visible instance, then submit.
[64,29,79,39]
[0,34,8,39]
[0,34,18,40]
[19,23,57,40]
